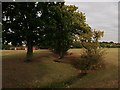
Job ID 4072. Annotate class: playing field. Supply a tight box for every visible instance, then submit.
[2,48,119,88]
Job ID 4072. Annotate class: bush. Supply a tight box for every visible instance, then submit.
[73,30,105,73]
[73,48,106,73]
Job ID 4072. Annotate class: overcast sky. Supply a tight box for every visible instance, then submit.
[65,2,118,42]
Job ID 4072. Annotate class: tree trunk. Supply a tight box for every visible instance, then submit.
[58,43,64,59]
[59,50,64,59]
[25,39,33,62]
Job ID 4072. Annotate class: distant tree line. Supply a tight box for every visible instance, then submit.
[99,41,120,48]
[70,41,120,48]
[3,41,120,50]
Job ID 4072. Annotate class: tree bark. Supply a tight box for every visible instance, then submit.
[59,51,64,59]
[58,42,65,59]
[25,39,33,62]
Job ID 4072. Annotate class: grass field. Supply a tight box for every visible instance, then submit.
[2,48,119,88]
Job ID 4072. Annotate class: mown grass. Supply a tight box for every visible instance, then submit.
[2,48,118,88]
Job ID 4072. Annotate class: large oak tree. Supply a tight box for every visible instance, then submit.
[2,2,48,61]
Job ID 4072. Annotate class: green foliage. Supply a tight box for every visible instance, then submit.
[41,4,92,58]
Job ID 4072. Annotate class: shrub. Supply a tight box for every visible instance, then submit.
[73,30,106,73]
[73,48,106,73]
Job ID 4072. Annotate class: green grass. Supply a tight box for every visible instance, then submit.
[2,48,118,88]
